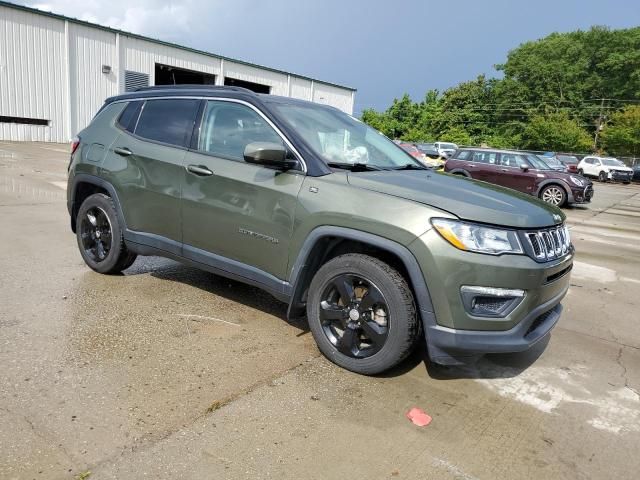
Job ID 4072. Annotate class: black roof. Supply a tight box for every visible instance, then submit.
[105,85,339,111]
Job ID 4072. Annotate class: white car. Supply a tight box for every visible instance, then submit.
[577,156,633,184]
[434,141,459,158]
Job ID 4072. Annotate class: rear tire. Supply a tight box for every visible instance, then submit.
[76,193,137,274]
[306,254,418,375]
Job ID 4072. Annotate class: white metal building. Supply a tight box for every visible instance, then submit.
[0,1,356,143]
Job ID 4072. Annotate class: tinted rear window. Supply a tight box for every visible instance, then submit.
[117,101,142,132]
[135,99,200,147]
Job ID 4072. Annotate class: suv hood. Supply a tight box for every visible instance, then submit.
[347,171,564,228]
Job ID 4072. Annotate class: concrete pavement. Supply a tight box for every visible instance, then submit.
[1,142,639,479]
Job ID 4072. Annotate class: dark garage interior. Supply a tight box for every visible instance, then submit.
[155,63,216,85]
[224,77,271,93]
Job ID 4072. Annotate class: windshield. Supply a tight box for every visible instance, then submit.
[439,143,457,150]
[272,103,422,169]
[538,155,562,167]
[602,159,624,167]
[557,155,578,164]
[525,154,551,170]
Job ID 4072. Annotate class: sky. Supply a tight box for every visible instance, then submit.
[16,0,640,115]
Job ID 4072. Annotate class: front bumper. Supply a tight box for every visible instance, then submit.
[410,229,573,365]
[566,183,593,204]
[609,171,633,182]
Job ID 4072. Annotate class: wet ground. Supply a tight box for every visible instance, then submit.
[1,141,639,480]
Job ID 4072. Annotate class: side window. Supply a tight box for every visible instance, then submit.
[584,157,592,164]
[456,150,470,160]
[198,101,283,161]
[473,151,497,164]
[134,99,200,147]
[117,101,142,133]
[498,154,520,167]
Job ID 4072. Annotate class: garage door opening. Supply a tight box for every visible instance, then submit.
[224,77,271,94]
[155,63,216,86]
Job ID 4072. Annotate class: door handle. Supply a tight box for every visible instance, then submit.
[468,164,476,167]
[501,168,509,172]
[114,147,132,157]
[186,164,214,176]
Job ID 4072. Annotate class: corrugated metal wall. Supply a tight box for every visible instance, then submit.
[69,23,119,138]
[0,3,355,143]
[0,7,68,142]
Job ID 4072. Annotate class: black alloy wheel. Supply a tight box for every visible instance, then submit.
[75,193,137,274]
[80,206,113,262]
[307,253,418,375]
[319,274,389,358]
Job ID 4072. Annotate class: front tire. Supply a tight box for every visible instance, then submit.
[540,184,567,207]
[306,254,418,375]
[76,193,137,274]
[598,171,607,182]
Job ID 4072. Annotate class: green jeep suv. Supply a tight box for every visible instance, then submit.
[67,86,573,374]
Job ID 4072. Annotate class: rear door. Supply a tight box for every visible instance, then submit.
[102,98,200,245]
[469,151,499,182]
[496,153,537,194]
[181,99,305,280]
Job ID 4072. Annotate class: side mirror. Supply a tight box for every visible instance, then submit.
[520,164,529,172]
[243,142,298,171]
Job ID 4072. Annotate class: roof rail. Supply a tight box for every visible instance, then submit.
[133,84,257,94]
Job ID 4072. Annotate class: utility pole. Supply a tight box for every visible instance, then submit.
[593,98,606,151]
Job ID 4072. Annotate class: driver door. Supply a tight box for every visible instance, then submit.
[181,100,305,280]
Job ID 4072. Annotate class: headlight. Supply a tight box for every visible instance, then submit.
[431,218,523,255]
[569,175,585,187]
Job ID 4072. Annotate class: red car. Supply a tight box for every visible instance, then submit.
[445,148,593,207]
[398,143,423,159]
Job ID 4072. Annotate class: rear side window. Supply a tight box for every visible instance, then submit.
[135,99,200,148]
[456,150,470,160]
[472,151,497,164]
[117,101,142,132]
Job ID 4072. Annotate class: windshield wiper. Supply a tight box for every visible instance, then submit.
[392,163,428,171]
[327,162,385,172]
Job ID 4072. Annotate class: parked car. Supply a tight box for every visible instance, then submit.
[556,154,580,173]
[415,143,441,159]
[68,86,573,375]
[577,156,633,183]
[537,154,567,172]
[434,141,459,158]
[633,164,640,182]
[415,143,445,169]
[398,143,423,159]
[445,148,593,207]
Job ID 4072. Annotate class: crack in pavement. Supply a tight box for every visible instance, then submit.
[616,346,640,399]
[557,325,640,351]
[0,405,76,465]
[80,354,322,476]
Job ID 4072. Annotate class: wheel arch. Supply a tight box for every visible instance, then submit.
[286,227,436,329]
[69,174,126,233]
[536,179,570,199]
[448,169,470,177]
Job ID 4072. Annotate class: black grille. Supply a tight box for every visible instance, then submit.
[525,309,554,337]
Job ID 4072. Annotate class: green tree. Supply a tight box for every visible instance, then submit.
[521,112,592,151]
[600,105,640,156]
